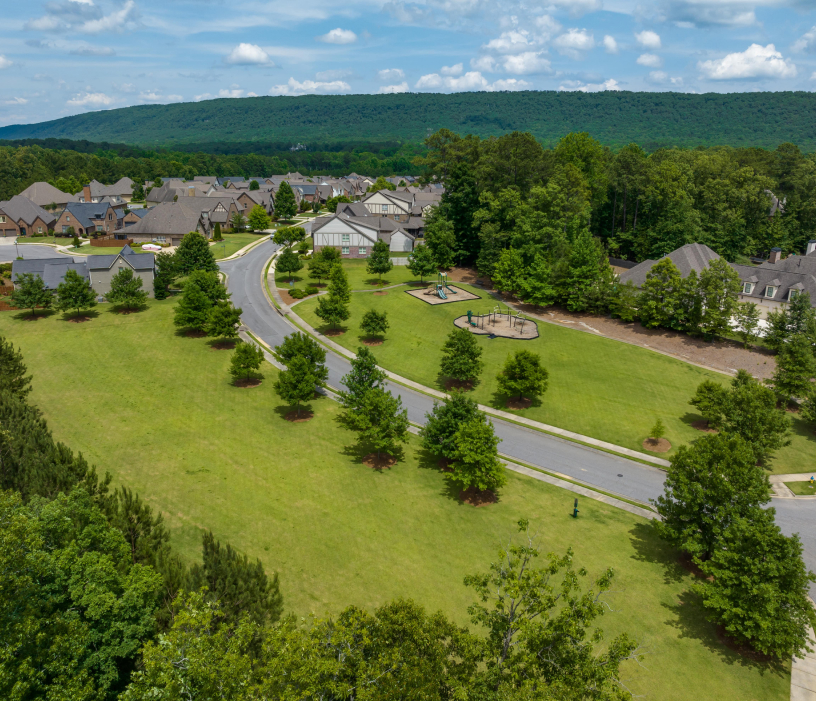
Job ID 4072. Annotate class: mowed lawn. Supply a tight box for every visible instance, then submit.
[0,301,790,700]
[212,233,268,259]
[277,258,422,292]
[294,283,811,474]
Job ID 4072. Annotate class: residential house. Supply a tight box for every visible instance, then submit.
[17,182,79,208]
[112,201,211,246]
[312,212,415,257]
[336,201,426,239]
[11,245,155,298]
[76,178,135,203]
[0,196,57,237]
[54,202,120,236]
[122,208,152,227]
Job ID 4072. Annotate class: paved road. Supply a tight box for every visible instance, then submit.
[0,242,81,263]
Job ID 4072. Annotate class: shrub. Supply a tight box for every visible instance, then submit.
[305,286,319,296]
[288,288,307,299]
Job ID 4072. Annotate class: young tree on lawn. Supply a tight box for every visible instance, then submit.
[420,391,481,461]
[153,251,177,300]
[212,223,222,242]
[650,418,666,441]
[366,239,393,284]
[360,310,389,340]
[496,349,548,402]
[328,261,351,303]
[653,433,771,561]
[247,205,271,232]
[440,327,483,385]
[274,181,297,220]
[0,335,32,398]
[249,179,260,191]
[230,212,247,232]
[273,226,306,248]
[274,355,319,417]
[801,389,816,426]
[276,247,303,284]
[407,244,436,283]
[346,387,409,459]
[326,195,351,212]
[772,333,816,405]
[229,341,265,383]
[733,302,761,348]
[307,254,330,285]
[464,519,640,695]
[276,332,328,385]
[695,508,816,659]
[55,269,96,315]
[424,211,456,269]
[72,234,81,249]
[491,248,526,297]
[698,258,742,340]
[187,270,229,305]
[447,416,506,494]
[205,302,243,340]
[107,267,148,310]
[339,346,387,413]
[314,294,349,330]
[11,273,53,317]
[173,281,212,331]
[521,254,557,308]
[175,231,217,274]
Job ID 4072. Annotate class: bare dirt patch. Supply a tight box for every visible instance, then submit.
[446,266,491,287]
[363,453,397,470]
[67,315,93,323]
[233,378,262,388]
[506,397,533,410]
[507,302,777,380]
[184,329,207,338]
[362,338,383,346]
[438,458,453,472]
[444,378,475,391]
[692,420,718,433]
[643,437,672,453]
[324,328,346,337]
[373,291,389,296]
[285,409,314,423]
[210,339,238,350]
[460,486,497,506]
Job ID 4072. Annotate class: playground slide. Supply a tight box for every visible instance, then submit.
[444,282,457,294]
[437,285,447,300]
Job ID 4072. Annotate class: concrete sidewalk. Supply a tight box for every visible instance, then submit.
[792,627,816,700]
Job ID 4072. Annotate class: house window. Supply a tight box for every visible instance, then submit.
[342,246,350,255]
[341,234,350,243]
[789,289,800,301]
[66,215,70,222]
[743,282,754,294]
[381,205,388,213]
[154,236,166,243]
[0,216,4,223]
[358,247,367,256]
[765,286,776,298]
[62,226,68,233]
[108,213,113,220]
[37,227,43,233]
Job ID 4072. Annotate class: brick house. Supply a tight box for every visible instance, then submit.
[0,196,57,237]
[54,202,120,236]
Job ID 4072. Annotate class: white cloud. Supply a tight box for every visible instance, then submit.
[501,51,551,74]
[637,53,662,68]
[792,26,816,53]
[415,73,444,88]
[553,29,595,59]
[270,77,351,95]
[219,87,245,98]
[698,43,796,80]
[378,68,405,81]
[27,0,136,34]
[166,94,183,101]
[489,78,531,90]
[470,55,498,72]
[0,55,12,69]
[533,14,561,38]
[81,0,136,34]
[225,43,270,65]
[664,1,755,27]
[559,78,620,92]
[5,97,28,105]
[603,35,618,54]
[139,91,162,101]
[70,44,115,55]
[378,82,409,93]
[67,92,114,107]
[483,30,534,54]
[316,28,357,44]
[440,63,463,76]
[635,30,661,49]
[414,71,524,91]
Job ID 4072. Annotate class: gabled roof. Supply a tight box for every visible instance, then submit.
[620,243,721,287]
[64,201,115,229]
[113,202,206,237]
[86,245,155,271]
[0,195,57,227]
[12,257,88,289]
[17,182,78,206]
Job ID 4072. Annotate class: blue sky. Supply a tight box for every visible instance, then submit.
[1,0,816,127]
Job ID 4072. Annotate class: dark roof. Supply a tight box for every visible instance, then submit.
[114,202,206,237]
[336,202,370,217]
[86,245,154,271]
[0,195,57,227]
[620,243,721,287]
[12,257,87,289]
[64,201,115,229]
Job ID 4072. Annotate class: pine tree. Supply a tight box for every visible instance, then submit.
[439,327,483,384]
[276,248,303,283]
[11,273,53,317]
[153,251,177,300]
[204,302,243,340]
[229,341,265,382]
[496,349,548,402]
[55,269,96,315]
[366,239,393,283]
[772,333,816,405]
[420,391,481,460]
[274,355,319,417]
[175,232,217,274]
[448,417,506,494]
[521,254,557,307]
[637,257,684,329]
[406,243,437,283]
[339,346,387,413]
[107,268,148,310]
[360,310,389,340]
[275,181,297,220]
[213,223,222,241]
[328,262,351,303]
[0,335,32,398]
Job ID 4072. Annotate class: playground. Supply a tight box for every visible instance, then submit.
[405,272,480,305]
[454,305,539,340]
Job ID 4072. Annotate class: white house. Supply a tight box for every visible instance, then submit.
[312,213,415,257]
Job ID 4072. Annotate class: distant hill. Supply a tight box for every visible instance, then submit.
[2,91,816,151]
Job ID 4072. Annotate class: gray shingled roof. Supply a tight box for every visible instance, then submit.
[11,257,86,289]
[620,243,721,287]
[114,202,206,238]
[86,245,154,271]
[64,202,115,229]
[18,182,78,206]
[0,195,57,227]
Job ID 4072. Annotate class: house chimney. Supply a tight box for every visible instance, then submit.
[83,184,92,203]
[807,240,816,256]
[769,247,782,264]
[188,186,195,197]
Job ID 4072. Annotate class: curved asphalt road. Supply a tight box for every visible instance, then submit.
[7,242,814,588]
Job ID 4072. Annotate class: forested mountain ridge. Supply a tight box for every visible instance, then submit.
[2,91,816,150]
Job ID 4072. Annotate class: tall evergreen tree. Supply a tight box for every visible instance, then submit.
[637,257,684,329]
[153,252,177,300]
[274,181,297,220]
[328,261,351,303]
[697,258,742,340]
[0,335,32,398]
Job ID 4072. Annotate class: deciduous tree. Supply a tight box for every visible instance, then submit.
[491,247,526,297]
[107,267,148,310]
[276,247,303,283]
[407,243,437,283]
[772,333,816,405]
[326,195,351,212]
[247,204,271,231]
[420,391,481,461]
[11,272,53,316]
[55,268,97,315]
[366,239,393,283]
[733,301,761,348]
[637,257,684,330]
[360,309,389,339]
[175,231,217,274]
[344,386,409,460]
[521,254,557,308]
[229,341,265,383]
[314,294,349,330]
[274,181,297,220]
[276,332,328,385]
[273,226,306,248]
[328,259,351,302]
[496,349,548,402]
[697,258,742,340]
[274,355,319,417]
[424,209,457,270]
[339,346,387,411]
[205,302,243,340]
[447,416,506,494]
[440,327,483,385]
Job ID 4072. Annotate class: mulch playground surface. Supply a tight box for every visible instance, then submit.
[405,285,480,305]
[453,313,539,340]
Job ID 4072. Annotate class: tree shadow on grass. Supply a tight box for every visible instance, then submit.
[207,338,238,350]
[60,309,100,323]
[628,522,688,586]
[489,388,542,412]
[174,327,207,338]
[273,402,315,421]
[13,309,56,321]
[109,303,148,315]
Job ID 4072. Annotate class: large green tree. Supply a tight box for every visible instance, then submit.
[637,257,684,330]
[275,247,303,283]
[424,208,457,270]
[0,335,32,398]
[339,346,387,412]
[420,391,481,462]
[275,332,329,385]
[247,204,271,231]
[439,327,483,385]
[772,333,816,405]
[360,309,389,340]
[11,272,53,317]
[407,243,437,283]
[496,349,549,402]
[314,293,349,330]
[697,258,742,339]
[107,267,148,310]
[205,302,243,340]
[343,386,409,460]
[175,231,218,274]
[447,416,506,494]
[274,181,297,220]
[366,238,393,283]
[55,269,97,315]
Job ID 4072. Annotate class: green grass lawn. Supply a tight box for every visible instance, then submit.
[18,237,77,246]
[785,481,816,495]
[211,233,268,259]
[294,283,811,474]
[0,300,789,700]
[277,258,422,291]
